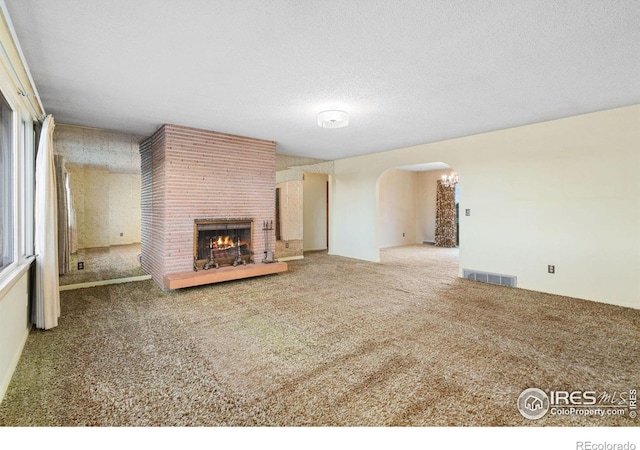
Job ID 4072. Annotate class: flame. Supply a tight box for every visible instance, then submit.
[210,235,245,250]
[211,236,235,248]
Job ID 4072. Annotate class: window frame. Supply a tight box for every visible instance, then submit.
[0,87,38,294]
[20,119,35,258]
[0,91,15,274]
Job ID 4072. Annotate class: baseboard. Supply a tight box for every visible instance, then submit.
[277,255,304,262]
[59,275,152,291]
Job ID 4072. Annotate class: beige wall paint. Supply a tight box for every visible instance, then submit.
[377,169,418,248]
[303,173,328,251]
[330,105,640,309]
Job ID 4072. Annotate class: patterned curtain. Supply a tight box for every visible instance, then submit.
[435,180,457,247]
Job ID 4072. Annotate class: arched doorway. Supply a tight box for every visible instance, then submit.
[376,162,459,251]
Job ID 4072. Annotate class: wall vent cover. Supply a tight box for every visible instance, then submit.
[463,269,517,287]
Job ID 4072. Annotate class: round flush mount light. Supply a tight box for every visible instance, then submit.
[317,110,349,129]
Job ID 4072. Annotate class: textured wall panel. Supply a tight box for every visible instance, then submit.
[54,124,143,174]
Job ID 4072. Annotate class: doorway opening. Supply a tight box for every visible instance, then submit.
[376,162,459,249]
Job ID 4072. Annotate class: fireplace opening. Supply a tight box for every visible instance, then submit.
[194,219,254,270]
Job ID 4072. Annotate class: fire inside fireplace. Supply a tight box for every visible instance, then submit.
[194,219,253,270]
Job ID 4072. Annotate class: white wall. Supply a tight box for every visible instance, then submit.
[330,169,379,261]
[377,169,418,248]
[0,270,30,401]
[331,105,640,309]
[303,172,328,251]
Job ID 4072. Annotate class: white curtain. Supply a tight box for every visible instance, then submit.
[33,115,60,330]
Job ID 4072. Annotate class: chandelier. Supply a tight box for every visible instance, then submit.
[441,171,459,188]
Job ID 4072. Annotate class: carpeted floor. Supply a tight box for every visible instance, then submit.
[1,245,638,426]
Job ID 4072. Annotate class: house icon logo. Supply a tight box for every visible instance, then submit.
[517,388,550,420]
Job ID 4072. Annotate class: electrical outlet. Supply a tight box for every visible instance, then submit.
[285,242,289,248]
[548,265,555,274]
[120,232,123,237]
[465,209,471,216]
[78,262,84,270]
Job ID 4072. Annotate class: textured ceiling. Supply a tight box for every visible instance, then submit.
[5,0,639,160]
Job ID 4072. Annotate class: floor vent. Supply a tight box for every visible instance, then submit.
[463,269,517,287]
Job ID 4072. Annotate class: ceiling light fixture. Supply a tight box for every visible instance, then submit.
[317,110,349,129]
[441,171,459,188]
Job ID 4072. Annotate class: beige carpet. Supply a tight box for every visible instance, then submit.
[1,245,638,426]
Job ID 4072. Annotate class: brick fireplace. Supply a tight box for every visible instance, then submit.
[139,124,286,289]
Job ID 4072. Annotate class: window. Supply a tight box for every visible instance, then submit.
[0,92,13,272]
[21,120,35,257]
